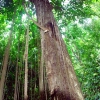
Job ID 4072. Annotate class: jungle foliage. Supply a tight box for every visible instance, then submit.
[0,0,100,100]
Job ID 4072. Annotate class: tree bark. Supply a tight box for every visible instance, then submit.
[0,24,13,100]
[14,34,20,100]
[32,0,84,100]
[14,57,18,100]
[24,22,29,100]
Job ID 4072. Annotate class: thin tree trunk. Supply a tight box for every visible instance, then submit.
[3,57,11,100]
[24,23,29,100]
[14,57,18,100]
[32,0,84,100]
[14,37,20,100]
[30,63,33,100]
[0,22,14,100]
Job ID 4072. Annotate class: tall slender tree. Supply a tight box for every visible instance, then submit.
[0,21,14,100]
[24,22,29,100]
[29,0,84,100]
[14,33,20,100]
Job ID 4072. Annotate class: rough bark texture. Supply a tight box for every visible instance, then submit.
[32,0,84,100]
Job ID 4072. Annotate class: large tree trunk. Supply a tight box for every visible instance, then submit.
[32,0,84,100]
